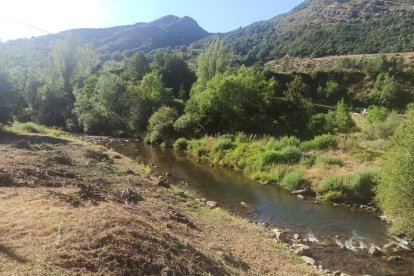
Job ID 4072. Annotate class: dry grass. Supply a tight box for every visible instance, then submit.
[0,131,319,275]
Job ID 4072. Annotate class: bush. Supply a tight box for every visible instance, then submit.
[213,137,234,152]
[362,112,402,140]
[265,136,301,151]
[173,138,188,151]
[344,167,380,203]
[260,146,302,165]
[376,111,414,238]
[301,134,338,151]
[146,106,178,144]
[318,176,343,194]
[281,170,303,191]
[319,190,344,202]
[318,168,380,204]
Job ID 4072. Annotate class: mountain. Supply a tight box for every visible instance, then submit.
[193,0,414,62]
[5,15,209,59]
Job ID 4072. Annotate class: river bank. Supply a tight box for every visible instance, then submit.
[95,136,414,276]
[0,128,318,275]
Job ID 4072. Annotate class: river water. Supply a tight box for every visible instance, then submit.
[99,138,412,275]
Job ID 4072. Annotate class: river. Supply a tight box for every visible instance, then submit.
[96,138,413,275]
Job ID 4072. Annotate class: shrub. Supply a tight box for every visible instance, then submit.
[260,146,302,165]
[315,155,343,168]
[173,138,188,151]
[366,106,388,124]
[299,154,316,168]
[213,137,234,152]
[344,167,380,203]
[376,111,414,238]
[265,136,301,151]
[301,134,338,151]
[281,170,303,191]
[318,176,343,194]
[362,112,402,140]
[319,190,344,202]
[146,106,178,144]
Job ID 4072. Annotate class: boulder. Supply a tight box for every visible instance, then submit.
[271,228,290,243]
[382,242,396,250]
[297,194,305,200]
[206,201,218,209]
[291,188,315,196]
[156,178,170,188]
[300,256,316,266]
[165,172,172,177]
[368,246,383,256]
[293,233,300,240]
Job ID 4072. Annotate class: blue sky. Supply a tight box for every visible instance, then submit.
[0,0,303,41]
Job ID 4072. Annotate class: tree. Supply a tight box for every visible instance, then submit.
[374,73,399,107]
[75,73,128,135]
[185,66,276,134]
[325,99,355,133]
[146,106,178,144]
[377,111,414,238]
[194,39,232,90]
[127,72,173,135]
[150,51,195,99]
[123,52,150,82]
[37,35,98,129]
[0,71,14,124]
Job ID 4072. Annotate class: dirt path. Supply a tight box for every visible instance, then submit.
[0,131,319,275]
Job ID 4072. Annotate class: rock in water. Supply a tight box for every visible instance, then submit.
[297,194,305,200]
[301,256,316,266]
[368,246,383,256]
[386,255,403,264]
[206,201,218,209]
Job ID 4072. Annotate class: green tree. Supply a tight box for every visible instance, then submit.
[75,73,128,135]
[185,66,276,134]
[194,39,232,90]
[37,35,98,129]
[377,111,414,238]
[326,99,355,133]
[0,71,14,124]
[127,72,173,135]
[123,52,150,82]
[374,73,399,107]
[150,51,195,99]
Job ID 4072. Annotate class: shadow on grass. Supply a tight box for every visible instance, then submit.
[0,244,28,263]
[0,131,69,145]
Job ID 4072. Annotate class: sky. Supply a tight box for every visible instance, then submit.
[0,0,303,42]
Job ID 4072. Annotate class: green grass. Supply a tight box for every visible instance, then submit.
[8,122,64,137]
[315,154,343,168]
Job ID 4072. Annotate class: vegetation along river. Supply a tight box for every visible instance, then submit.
[95,137,413,276]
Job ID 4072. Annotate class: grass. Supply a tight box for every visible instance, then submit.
[301,134,338,151]
[315,154,343,168]
[8,122,65,137]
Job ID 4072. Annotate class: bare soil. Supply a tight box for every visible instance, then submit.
[0,131,319,275]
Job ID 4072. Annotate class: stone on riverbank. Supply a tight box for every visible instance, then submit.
[368,246,383,256]
[206,201,218,209]
[300,256,316,266]
[291,244,311,256]
[271,228,290,243]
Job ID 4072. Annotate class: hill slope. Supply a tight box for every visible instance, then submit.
[5,15,209,59]
[193,0,414,62]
